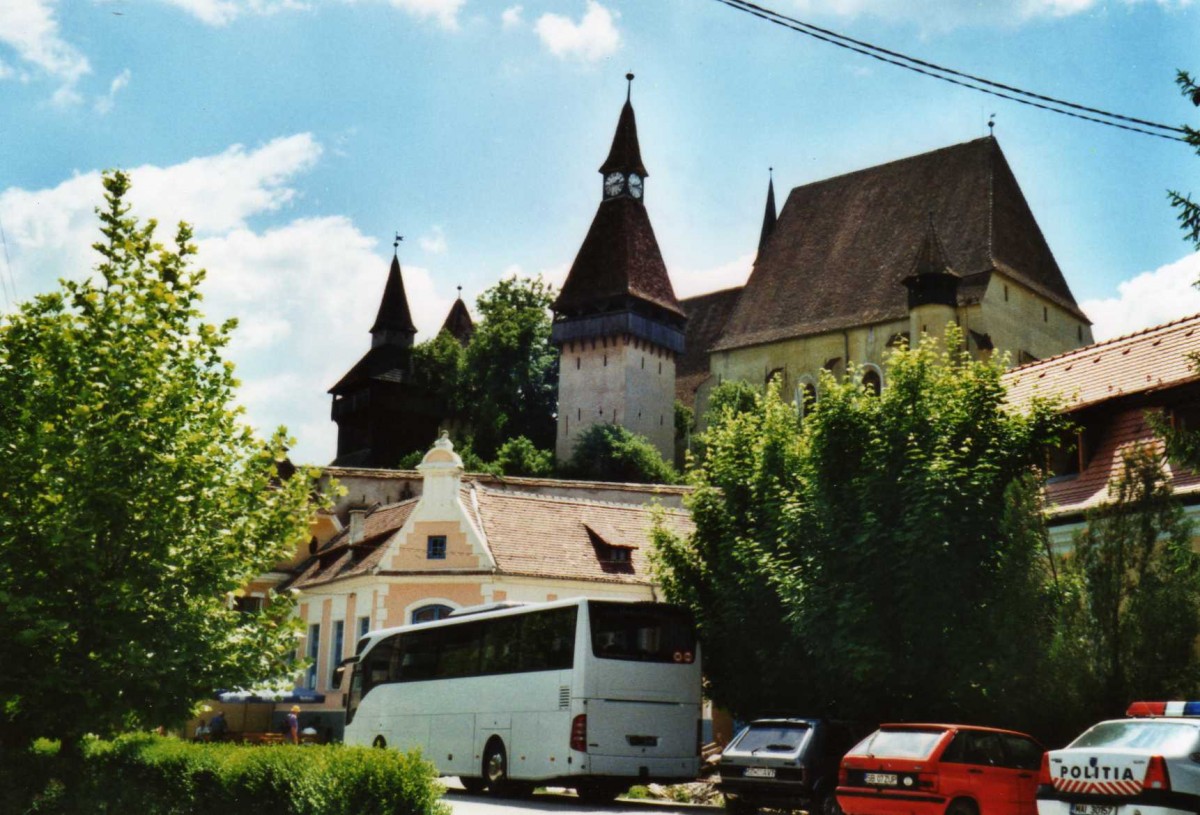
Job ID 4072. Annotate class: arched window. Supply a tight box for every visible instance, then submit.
[862,368,882,396]
[411,604,453,624]
[765,367,785,388]
[796,379,818,418]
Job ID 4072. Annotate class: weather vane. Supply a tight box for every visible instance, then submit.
[626,72,634,101]
[988,113,996,136]
[393,232,403,254]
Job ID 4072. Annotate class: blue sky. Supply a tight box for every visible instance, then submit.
[2,0,1198,464]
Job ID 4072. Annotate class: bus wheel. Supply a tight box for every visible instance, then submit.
[577,781,623,804]
[460,777,487,795]
[483,740,510,796]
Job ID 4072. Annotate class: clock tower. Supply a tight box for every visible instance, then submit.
[552,75,686,465]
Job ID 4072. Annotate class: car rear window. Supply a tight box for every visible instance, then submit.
[734,723,812,753]
[849,728,945,760]
[1070,722,1200,753]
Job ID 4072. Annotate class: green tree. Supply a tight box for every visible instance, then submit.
[655,331,1068,731]
[564,424,679,484]
[1171,70,1200,249]
[463,277,559,459]
[1068,444,1200,715]
[411,329,468,419]
[0,173,320,751]
[493,436,554,477]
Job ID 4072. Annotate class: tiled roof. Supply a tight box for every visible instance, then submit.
[599,98,647,177]
[327,344,412,393]
[1004,313,1200,412]
[553,196,684,318]
[676,286,744,406]
[289,500,420,589]
[713,137,1086,352]
[440,297,474,344]
[289,486,692,589]
[473,487,692,584]
[1044,408,1200,519]
[371,254,418,335]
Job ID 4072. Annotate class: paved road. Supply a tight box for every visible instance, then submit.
[441,780,722,815]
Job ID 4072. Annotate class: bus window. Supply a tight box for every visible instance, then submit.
[589,601,696,663]
[481,615,522,674]
[520,607,577,671]
[438,621,482,678]
[400,628,439,681]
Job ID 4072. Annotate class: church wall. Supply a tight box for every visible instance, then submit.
[702,318,908,424]
[622,338,676,460]
[975,273,1092,364]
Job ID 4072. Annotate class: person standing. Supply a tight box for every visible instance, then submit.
[286,705,300,745]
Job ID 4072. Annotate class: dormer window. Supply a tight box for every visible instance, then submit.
[584,521,637,573]
[427,535,447,560]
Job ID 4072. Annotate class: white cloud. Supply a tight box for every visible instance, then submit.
[535,1,620,63]
[0,133,452,465]
[1080,252,1200,341]
[382,0,465,30]
[419,225,448,255]
[501,4,523,28]
[93,67,131,115]
[672,252,754,299]
[154,0,463,29]
[0,0,90,100]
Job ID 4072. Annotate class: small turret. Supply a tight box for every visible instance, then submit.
[902,215,961,343]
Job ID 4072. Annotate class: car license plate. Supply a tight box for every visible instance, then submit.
[865,773,898,786]
[1070,806,1115,815]
[744,768,776,778]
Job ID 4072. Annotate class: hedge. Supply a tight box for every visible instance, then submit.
[0,734,451,815]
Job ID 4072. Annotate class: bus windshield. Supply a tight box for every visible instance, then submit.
[588,601,696,663]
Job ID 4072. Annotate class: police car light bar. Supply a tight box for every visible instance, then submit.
[1127,701,1200,717]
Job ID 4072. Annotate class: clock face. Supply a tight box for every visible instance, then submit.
[604,172,625,198]
[628,173,643,199]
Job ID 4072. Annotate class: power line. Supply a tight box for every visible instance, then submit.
[713,0,1189,143]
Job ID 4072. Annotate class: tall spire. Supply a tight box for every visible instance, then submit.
[599,73,648,177]
[370,241,417,348]
[758,168,777,256]
[440,287,474,345]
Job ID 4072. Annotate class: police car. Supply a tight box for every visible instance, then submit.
[1037,702,1200,815]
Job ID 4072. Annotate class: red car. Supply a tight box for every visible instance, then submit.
[837,724,1044,815]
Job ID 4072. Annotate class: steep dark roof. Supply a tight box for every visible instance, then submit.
[553,196,684,317]
[758,176,777,255]
[440,297,474,344]
[676,286,744,406]
[599,99,648,177]
[327,345,411,394]
[713,137,1088,352]
[370,254,418,336]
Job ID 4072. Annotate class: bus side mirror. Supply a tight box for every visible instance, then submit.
[333,656,358,689]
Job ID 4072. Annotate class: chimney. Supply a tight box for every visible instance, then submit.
[348,508,367,545]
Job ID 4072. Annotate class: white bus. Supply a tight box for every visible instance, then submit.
[339,598,702,802]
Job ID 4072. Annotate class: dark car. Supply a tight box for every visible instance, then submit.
[720,718,870,815]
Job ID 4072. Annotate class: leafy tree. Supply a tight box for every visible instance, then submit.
[463,277,559,459]
[493,436,554,477]
[0,173,320,751]
[564,424,679,484]
[703,379,760,431]
[1171,70,1200,249]
[1067,444,1200,715]
[654,330,1069,732]
[410,329,468,418]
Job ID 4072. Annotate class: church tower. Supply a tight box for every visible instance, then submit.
[328,245,440,467]
[551,75,686,464]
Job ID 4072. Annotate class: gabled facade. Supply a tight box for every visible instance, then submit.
[552,76,686,464]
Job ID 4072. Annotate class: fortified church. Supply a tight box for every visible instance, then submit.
[328,76,1093,467]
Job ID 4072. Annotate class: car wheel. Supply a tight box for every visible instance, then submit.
[460,777,487,795]
[946,799,978,815]
[820,792,843,815]
[577,781,623,804]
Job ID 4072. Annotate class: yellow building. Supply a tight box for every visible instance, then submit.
[678,137,1093,420]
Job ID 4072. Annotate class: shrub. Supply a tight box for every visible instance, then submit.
[563,424,679,484]
[0,735,449,815]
